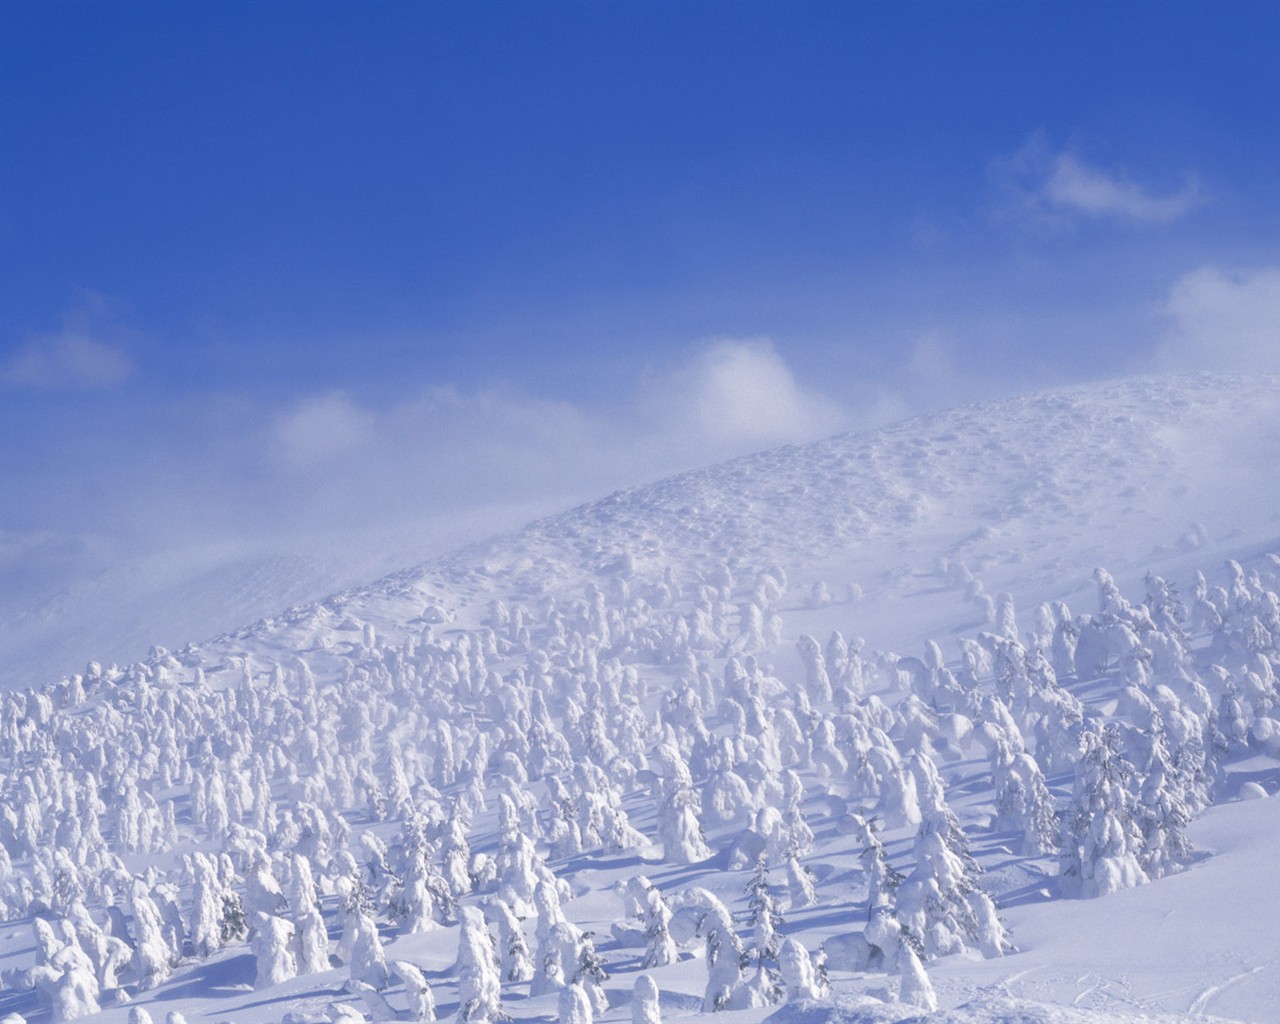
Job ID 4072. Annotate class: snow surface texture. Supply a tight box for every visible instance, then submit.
[1,372,1279,1024]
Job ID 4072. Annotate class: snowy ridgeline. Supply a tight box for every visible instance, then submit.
[0,547,1278,1024]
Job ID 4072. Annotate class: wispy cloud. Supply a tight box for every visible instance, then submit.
[1159,265,1280,371]
[993,136,1201,230]
[1,293,135,391]
[273,391,377,467]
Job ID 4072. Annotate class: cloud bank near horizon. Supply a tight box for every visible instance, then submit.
[2,337,864,563]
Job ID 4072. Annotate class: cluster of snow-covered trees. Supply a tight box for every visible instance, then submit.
[0,548,1275,1021]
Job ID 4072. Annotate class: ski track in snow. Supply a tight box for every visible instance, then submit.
[1189,966,1267,1016]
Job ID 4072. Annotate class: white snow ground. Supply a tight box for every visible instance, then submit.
[3,371,1280,1024]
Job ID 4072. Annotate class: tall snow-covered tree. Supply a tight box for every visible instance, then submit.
[250,912,297,989]
[631,973,662,1024]
[1059,726,1148,899]
[455,906,506,1024]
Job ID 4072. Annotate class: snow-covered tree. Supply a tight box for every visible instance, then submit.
[250,912,297,989]
[631,973,662,1024]
[785,851,818,909]
[455,906,506,1023]
[896,942,937,1011]
[695,896,743,1012]
[850,813,901,910]
[778,936,827,1002]
[483,897,533,982]
[339,878,389,990]
[393,959,437,1022]
[639,884,677,969]
[744,857,783,962]
[992,741,1059,856]
[653,743,711,864]
[559,982,594,1024]
[129,882,174,991]
[290,854,330,975]
[1059,726,1148,899]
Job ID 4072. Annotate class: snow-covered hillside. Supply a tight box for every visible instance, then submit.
[0,503,555,691]
[3,372,1280,1024]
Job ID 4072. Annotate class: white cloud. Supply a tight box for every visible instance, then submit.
[2,331,133,390]
[1159,265,1280,371]
[265,339,851,521]
[993,136,1200,230]
[641,338,848,451]
[1044,153,1199,223]
[273,391,376,467]
[2,296,135,390]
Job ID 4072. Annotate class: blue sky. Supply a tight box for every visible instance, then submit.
[3,1,1280,666]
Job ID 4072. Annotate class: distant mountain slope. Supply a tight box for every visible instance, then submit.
[217,371,1280,664]
[0,503,549,689]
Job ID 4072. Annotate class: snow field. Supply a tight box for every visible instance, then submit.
[2,374,1279,1024]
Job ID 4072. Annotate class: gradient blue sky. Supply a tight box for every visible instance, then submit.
[3,1,1280,629]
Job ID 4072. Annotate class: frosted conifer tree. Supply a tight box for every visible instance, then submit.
[696,898,744,1012]
[455,906,506,1024]
[992,741,1059,856]
[393,816,454,932]
[653,743,711,864]
[785,851,818,909]
[571,931,609,1015]
[340,878,389,990]
[189,853,227,958]
[290,853,330,975]
[896,943,937,1011]
[392,960,437,1022]
[1059,726,1148,899]
[559,982,593,1024]
[1136,755,1192,879]
[640,885,677,969]
[851,813,902,910]
[745,858,783,962]
[778,936,827,1001]
[441,807,473,899]
[531,879,570,996]
[483,897,533,982]
[243,849,286,921]
[796,635,833,704]
[896,774,1009,961]
[250,912,297,989]
[631,974,662,1024]
[129,883,174,991]
[35,953,102,1023]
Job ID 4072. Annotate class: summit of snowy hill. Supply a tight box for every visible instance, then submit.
[439,371,1280,591]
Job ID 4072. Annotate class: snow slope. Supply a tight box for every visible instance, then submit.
[0,502,553,691]
[212,371,1280,664]
[4,371,1280,1024]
